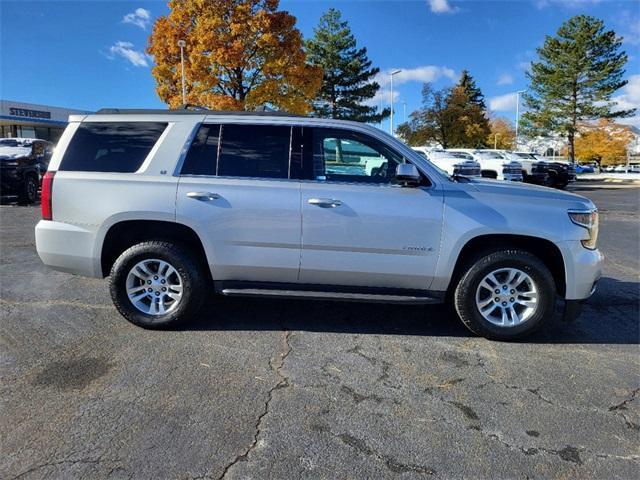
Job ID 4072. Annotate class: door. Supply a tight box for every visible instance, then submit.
[299,128,443,290]
[176,123,301,283]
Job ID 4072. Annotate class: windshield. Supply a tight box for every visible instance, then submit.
[514,153,537,160]
[449,152,473,160]
[476,151,504,159]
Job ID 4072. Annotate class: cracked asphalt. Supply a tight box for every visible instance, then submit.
[1,183,638,479]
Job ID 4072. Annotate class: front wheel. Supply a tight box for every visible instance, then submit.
[18,174,38,204]
[109,241,207,329]
[453,249,556,340]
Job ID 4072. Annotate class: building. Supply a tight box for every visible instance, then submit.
[1,100,90,143]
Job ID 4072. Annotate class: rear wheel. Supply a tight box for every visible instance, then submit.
[453,249,556,340]
[109,241,206,329]
[18,174,38,204]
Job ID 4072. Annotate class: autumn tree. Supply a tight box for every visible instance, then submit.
[574,119,634,166]
[147,0,323,113]
[397,84,457,148]
[398,71,490,148]
[522,15,634,162]
[487,117,516,149]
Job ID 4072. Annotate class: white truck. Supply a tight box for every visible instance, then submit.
[411,147,481,177]
[446,149,523,181]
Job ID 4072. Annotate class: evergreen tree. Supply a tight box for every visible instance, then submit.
[306,8,389,122]
[522,15,634,162]
[446,70,490,147]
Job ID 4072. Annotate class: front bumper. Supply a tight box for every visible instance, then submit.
[525,172,549,185]
[560,240,603,300]
[503,172,523,182]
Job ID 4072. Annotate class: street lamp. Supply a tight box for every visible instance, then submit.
[514,90,526,150]
[494,133,500,150]
[389,69,402,135]
[177,40,187,105]
[402,101,407,123]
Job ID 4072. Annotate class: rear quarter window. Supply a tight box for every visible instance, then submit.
[59,122,167,172]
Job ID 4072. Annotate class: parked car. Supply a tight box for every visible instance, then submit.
[511,152,576,189]
[446,149,523,182]
[411,147,481,177]
[35,109,602,340]
[0,138,53,203]
[577,164,596,174]
[629,164,640,173]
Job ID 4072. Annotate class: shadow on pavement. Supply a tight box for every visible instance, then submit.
[183,277,639,345]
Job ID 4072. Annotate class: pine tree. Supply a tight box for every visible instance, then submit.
[306,8,389,122]
[522,15,634,162]
[446,70,490,147]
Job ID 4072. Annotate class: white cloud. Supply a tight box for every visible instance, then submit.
[122,8,151,30]
[428,0,458,14]
[489,92,518,112]
[535,0,602,9]
[376,66,457,88]
[613,74,640,127]
[108,41,150,67]
[497,73,514,86]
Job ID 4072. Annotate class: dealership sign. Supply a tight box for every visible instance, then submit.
[9,107,52,120]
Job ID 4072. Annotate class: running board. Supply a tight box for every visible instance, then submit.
[220,288,441,304]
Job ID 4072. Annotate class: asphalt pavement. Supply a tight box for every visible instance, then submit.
[1,183,638,479]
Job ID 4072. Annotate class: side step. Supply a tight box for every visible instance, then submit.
[220,288,441,305]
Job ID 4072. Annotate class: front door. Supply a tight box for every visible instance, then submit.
[298,128,443,290]
[176,123,301,283]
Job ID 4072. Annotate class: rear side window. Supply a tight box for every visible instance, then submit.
[181,124,220,175]
[59,122,167,172]
[218,124,291,179]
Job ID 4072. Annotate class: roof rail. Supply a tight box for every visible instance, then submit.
[94,107,305,117]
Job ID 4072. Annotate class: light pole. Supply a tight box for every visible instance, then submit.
[494,133,500,150]
[389,69,401,135]
[514,90,526,150]
[177,40,187,105]
[402,101,407,123]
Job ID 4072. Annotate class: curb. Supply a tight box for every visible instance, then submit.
[576,177,640,185]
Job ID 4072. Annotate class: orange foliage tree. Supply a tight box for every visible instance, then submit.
[147,0,323,113]
[574,119,634,166]
[487,117,516,150]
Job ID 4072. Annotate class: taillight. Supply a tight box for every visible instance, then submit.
[41,171,55,220]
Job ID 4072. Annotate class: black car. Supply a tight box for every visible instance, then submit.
[0,138,53,203]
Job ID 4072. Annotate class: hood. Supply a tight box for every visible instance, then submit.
[0,146,31,160]
[461,177,594,209]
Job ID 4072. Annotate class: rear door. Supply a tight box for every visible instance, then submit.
[176,123,301,283]
[296,127,443,290]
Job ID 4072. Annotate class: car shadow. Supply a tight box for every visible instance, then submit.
[182,277,639,345]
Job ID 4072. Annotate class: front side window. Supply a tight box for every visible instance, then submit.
[217,124,291,179]
[59,122,167,173]
[311,128,403,184]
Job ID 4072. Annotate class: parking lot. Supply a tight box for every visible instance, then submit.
[1,183,638,479]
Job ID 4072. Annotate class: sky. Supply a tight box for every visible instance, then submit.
[1,0,639,132]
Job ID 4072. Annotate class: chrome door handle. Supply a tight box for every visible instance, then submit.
[308,198,342,208]
[187,191,220,201]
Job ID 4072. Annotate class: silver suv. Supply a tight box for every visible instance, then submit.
[35,109,603,340]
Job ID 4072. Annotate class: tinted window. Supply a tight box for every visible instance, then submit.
[218,124,291,179]
[311,128,403,184]
[60,122,167,172]
[181,124,220,175]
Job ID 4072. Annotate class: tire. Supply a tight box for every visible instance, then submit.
[453,249,556,340]
[109,241,206,329]
[18,174,38,204]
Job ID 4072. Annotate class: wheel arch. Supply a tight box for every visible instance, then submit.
[100,220,209,279]
[446,234,566,299]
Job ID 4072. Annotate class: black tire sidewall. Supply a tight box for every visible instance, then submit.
[454,250,556,340]
[19,175,38,204]
[109,241,205,329]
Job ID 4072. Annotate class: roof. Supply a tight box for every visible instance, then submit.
[95,108,304,117]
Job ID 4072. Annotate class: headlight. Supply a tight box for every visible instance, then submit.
[568,210,599,250]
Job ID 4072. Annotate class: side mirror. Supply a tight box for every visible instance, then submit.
[396,163,421,187]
